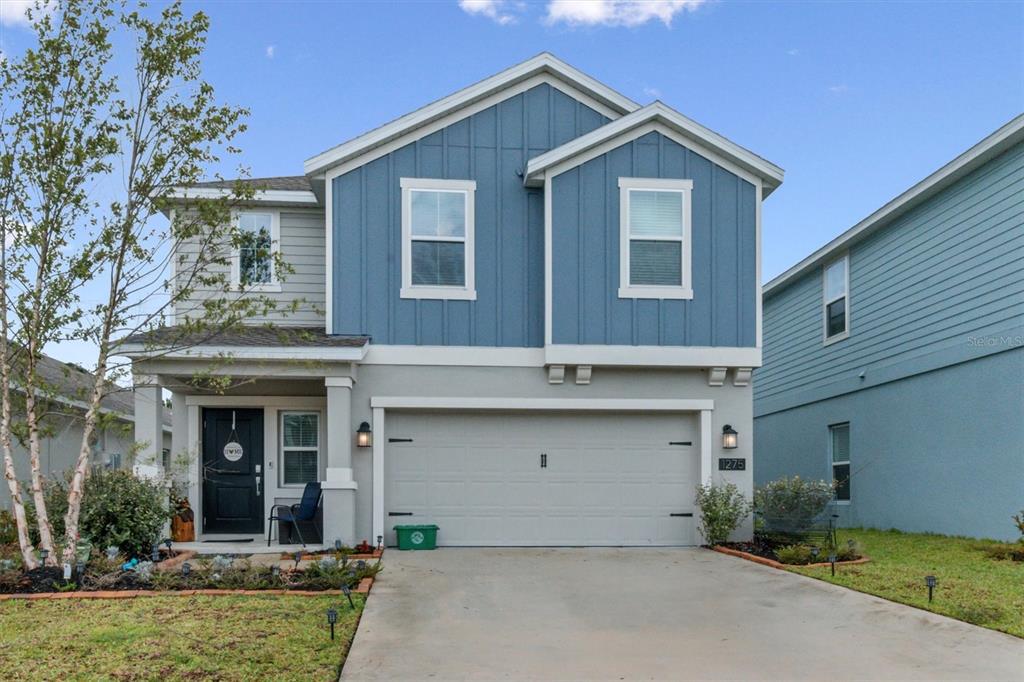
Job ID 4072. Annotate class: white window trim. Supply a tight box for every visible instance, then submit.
[829,422,851,505]
[617,177,694,300]
[279,410,321,489]
[822,253,850,345]
[400,178,477,300]
[231,209,282,293]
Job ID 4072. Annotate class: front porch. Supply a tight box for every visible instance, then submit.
[124,331,370,549]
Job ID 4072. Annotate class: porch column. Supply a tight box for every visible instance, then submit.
[322,377,357,546]
[133,374,164,480]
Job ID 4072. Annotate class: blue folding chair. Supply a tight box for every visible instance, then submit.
[267,481,322,546]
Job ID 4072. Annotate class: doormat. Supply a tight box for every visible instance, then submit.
[202,538,254,543]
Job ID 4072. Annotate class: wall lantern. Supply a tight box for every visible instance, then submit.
[356,422,373,448]
[722,424,738,449]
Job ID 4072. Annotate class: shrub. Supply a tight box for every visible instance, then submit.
[1013,511,1024,542]
[978,543,1024,562]
[43,469,172,557]
[754,476,835,535]
[695,482,752,546]
[775,544,814,565]
[0,510,16,545]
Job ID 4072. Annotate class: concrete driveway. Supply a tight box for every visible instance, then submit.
[342,548,1024,680]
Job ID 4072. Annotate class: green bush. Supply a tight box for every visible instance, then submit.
[1013,510,1024,542]
[695,482,751,546]
[775,544,814,565]
[754,476,835,535]
[0,509,16,545]
[41,470,172,557]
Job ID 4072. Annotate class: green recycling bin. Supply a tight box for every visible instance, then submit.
[394,524,439,550]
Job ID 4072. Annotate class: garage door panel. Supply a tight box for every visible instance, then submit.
[386,411,698,546]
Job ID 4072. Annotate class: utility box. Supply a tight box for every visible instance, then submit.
[394,524,439,550]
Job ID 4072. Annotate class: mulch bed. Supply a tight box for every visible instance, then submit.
[712,544,870,570]
[0,576,375,601]
[279,548,383,561]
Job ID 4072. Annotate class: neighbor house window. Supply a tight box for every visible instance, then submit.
[618,178,693,299]
[830,422,851,502]
[233,211,279,289]
[823,255,849,343]
[400,178,476,300]
[281,412,320,486]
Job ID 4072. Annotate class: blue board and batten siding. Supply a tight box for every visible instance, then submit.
[332,83,608,346]
[754,140,1024,541]
[551,132,758,347]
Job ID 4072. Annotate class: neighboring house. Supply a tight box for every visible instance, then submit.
[754,115,1024,541]
[0,354,173,509]
[123,54,784,547]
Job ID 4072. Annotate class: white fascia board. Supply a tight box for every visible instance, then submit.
[164,187,320,205]
[361,345,545,367]
[370,396,714,412]
[304,53,640,177]
[526,102,784,195]
[763,112,1024,296]
[117,343,367,362]
[544,344,762,368]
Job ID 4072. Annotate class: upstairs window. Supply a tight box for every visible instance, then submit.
[618,178,693,300]
[823,255,849,343]
[830,422,851,502]
[281,412,320,486]
[233,211,279,290]
[400,178,476,300]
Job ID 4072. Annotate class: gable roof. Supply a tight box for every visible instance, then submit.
[303,53,640,177]
[524,101,784,196]
[763,112,1024,296]
[192,176,312,192]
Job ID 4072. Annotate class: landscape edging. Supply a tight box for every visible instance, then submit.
[711,545,870,569]
[0,576,374,601]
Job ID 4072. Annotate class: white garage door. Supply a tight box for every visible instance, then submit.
[385,411,699,546]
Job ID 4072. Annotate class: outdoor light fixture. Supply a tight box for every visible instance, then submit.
[356,422,373,448]
[377,535,383,551]
[341,583,355,609]
[810,546,820,561]
[293,551,303,569]
[40,548,49,563]
[829,552,837,577]
[722,425,738,449]
[181,562,191,577]
[335,539,343,552]
[925,575,937,602]
[326,608,338,640]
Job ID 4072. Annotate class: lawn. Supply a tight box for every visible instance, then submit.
[789,528,1024,638]
[0,594,364,681]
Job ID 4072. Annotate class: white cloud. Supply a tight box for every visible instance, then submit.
[544,0,705,27]
[459,0,521,25]
[828,84,850,94]
[642,85,661,98]
[265,45,276,59]
[786,48,799,56]
[0,0,35,27]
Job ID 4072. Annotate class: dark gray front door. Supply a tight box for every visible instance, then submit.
[202,408,264,534]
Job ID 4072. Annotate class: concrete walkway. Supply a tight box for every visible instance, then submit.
[342,548,1024,681]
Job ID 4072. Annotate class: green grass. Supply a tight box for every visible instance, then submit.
[0,594,364,681]
[789,528,1024,638]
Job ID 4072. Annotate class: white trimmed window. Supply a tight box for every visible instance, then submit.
[232,211,280,290]
[280,412,319,486]
[400,178,476,300]
[618,178,693,299]
[829,422,851,502]
[823,254,849,343]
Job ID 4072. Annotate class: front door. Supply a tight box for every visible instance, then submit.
[202,408,264,534]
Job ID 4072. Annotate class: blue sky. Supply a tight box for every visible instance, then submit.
[0,0,1021,364]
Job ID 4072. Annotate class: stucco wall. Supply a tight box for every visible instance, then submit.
[754,347,1024,541]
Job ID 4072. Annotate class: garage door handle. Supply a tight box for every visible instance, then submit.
[388,512,413,517]
[388,438,413,443]
[670,513,693,517]
[669,441,692,446]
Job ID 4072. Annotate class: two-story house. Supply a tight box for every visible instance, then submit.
[123,54,784,547]
[754,115,1024,541]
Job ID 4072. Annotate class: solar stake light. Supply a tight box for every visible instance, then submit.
[810,546,820,561]
[181,562,191,577]
[40,548,49,563]
[925,575,937,602]
[356,560,366,570]
[151,546,161,563]
[106,546,119,560]
[377,535,383,551]
[164,538,173,555]
[272,564,281,577]
[829,553,837,576]
[326,608,338,640]
[341,583,355,609]
[335,539,343,552]
[293,551,303,569]
[76,561,86,578]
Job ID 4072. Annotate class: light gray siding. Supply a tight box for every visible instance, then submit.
[756,141,1024,416]
[754,348,1024,541]
[332,83,609,346]
[551,131,758,347]
[174,207,326,326]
